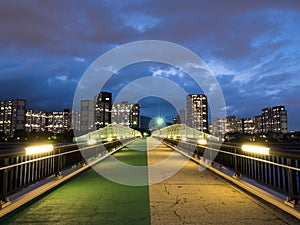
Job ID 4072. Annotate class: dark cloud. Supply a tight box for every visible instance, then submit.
[0,0,300,129]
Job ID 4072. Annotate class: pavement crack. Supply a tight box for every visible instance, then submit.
[171,195,181,208]
[173,210,182,221]
[164,185,170,195]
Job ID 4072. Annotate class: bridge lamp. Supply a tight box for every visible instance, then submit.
[87,139,97,145]
[242,145,270,155]
[197,139,207,145]
[107,136,113,142]
[25,144,54,155]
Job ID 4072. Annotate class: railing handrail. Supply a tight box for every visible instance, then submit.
[0,140,120,171]
[171,137,300,160]
[181,141,300,172]
[0,142,80,158]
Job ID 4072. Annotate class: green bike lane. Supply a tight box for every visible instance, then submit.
[0,139,151,225]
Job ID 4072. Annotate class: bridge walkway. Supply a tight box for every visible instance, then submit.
[0,138,299,224]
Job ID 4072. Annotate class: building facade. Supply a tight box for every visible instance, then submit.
[0,99,26,136]
[25,110,47,132]
[112,101,132,127]
[225,115,243,133]
[46,109,71,133]
[212,118,226,136]
[261,106,288,133]
[186,94,208,133]
[129,104,140,129]
[80,100,95,133]
[71,110,80,132]
[179,108,186,124]
[26,109,71,133]
[112,102,140,128]
[94,92,112,129]
[242,117,255,134]
[211,105,288,136]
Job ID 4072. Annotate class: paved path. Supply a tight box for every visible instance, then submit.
[0,138,299,224]
[147,138,299,225]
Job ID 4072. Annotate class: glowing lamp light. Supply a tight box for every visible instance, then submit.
[87,139,97,145]
[156,117,164,125]
[242,145,270,155]
[25,144,54,155]
[198,139,207,145]
[107,136,113,142]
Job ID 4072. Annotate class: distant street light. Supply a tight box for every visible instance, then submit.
[156,117,164,126]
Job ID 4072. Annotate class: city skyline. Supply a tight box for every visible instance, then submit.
[0,96,291,135]
[1,1,300,130]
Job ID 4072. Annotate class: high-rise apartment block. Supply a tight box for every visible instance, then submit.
[80,100,95,132]
[226,115,243,133]
[211,116,243,136]
[0,99,26,136]
[79,92,140,133]
[71,110,80,131]
[112,101,132,127]
[179,108,186,124]
[25,110,47,132]
[253,115,262,134]
[262,106,288,134]
[112,101,140,128]
[129,104,140,129]
[26,109,71,133]
[212,118,226,136]
[186,94,208,133]
[94,92,112,129]
[211,105,288,136]
[46,109,71,133]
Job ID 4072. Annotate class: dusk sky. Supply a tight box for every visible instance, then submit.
[1,1,300,130]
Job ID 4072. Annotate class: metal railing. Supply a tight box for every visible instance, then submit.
[161,137,300,205]
[0,138,134,206]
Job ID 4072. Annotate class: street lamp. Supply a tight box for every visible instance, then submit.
[241,145,270,155]
[197,139,207,145]
[25,144,54,155]
[156,117,164,126]
[87,139,97,145]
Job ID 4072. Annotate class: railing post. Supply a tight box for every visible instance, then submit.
[54,148,62,179]
[233,148,241,178]
[285,158,298,207]
[0,158,11,208]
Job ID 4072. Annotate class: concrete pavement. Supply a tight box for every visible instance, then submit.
[147,138,299,224]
